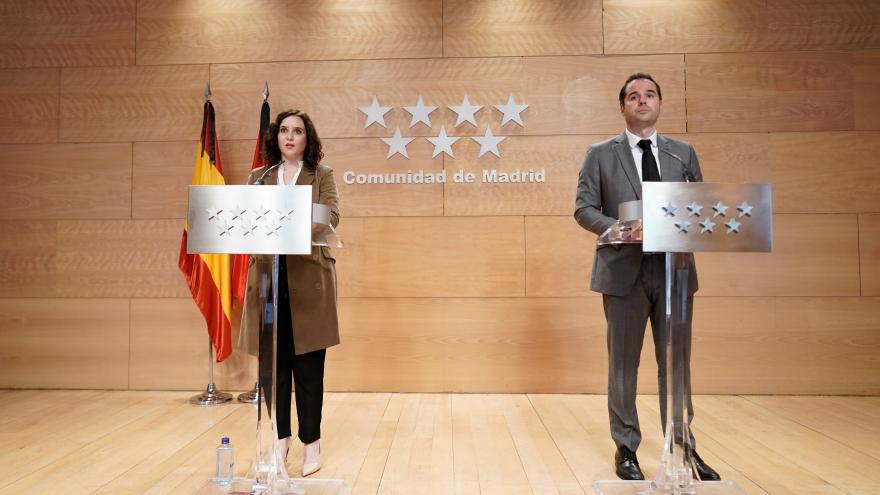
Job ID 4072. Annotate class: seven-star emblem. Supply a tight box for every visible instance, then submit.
[449,95,483,127]
[425,127,460,158]
[403,95,437,128]
[359,96,392,129]
[381,127,416,159]
[472,126,506,158]
[494,94,528,127]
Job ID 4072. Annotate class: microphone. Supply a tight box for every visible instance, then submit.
[660,148,696,182]
[252,162,282,185]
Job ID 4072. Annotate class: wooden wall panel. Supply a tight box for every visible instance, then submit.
[0,221,56,298]
[331,295,880,394]
[0,1,877,395]
[329,138,444,217]
[442,0,602,57]
[132,141,197,220]
[772,297,880,394]
[60,65,209,142]
[860,214,880,296]
[210,55,686,140]
[218,139,262,186]
[666,133,771,184]
[770,132,880,213]
[133,140,255,220]
[55,220,188,298]
[762,1,880,51]
[328,297,606,392]
[525,216,596,298]
[529,214,859,298]
[854,51,880,130]
[522,56,685,136]
[0,143,131,220]
[0,68,59,143]
[334,217,525,298]
[130,299,252,391]
[0,0,135,69]
[633,296,880,395]
[694,297,880,395]
[627,298,775,396]
[698,214,860,297]
[605,0,880,54]
[605,0,766,54]
[688,297,775,395]
[687,52,855,133]
[0,299,129,389]
[136,0,442,66]
[444,135,586,216]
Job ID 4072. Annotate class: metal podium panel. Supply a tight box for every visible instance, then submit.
[642,182,772,253]
[187,185,312,255]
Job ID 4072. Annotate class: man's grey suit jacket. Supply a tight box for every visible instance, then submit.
[574,132,703,297]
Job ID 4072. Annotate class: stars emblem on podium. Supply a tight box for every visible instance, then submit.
[204,204,299,239]
[659,201,754,235]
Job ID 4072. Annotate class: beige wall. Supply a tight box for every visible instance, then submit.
[0,0,878,394]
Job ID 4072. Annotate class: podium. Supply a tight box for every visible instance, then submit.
[594,182,772,495]
[186,185,344,495]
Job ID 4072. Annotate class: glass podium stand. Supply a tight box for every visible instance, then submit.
[188,185,344,495]
[594,183,772,495]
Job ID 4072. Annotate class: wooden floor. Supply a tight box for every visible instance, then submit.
[0,392,878,494]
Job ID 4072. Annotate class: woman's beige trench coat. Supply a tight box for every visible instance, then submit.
[237,163,340,356]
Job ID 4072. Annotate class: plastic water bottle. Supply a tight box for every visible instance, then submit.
[215,437,234,486]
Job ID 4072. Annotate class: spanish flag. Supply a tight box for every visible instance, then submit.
[179,100,233,362]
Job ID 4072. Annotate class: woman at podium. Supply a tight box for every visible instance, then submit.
[241,109,341,477]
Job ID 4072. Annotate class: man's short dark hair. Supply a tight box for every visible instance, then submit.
[618,73,662,105]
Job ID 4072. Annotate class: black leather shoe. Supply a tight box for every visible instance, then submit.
[692,449,721,481]
[615,446,645,480]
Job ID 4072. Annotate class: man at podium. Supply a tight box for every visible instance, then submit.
[573,73,720,482]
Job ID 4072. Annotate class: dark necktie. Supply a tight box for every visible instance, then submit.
[638,139,660,182]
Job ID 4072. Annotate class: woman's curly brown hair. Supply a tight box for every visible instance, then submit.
[262,109,323,169]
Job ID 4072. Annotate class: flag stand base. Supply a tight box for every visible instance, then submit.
[238,382,260,404]
[190,382,233,406]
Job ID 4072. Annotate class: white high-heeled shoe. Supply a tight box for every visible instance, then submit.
[301,440,321,477]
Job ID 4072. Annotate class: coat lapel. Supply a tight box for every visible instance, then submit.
[259,164,280,185]
[611,133,642,199]
[296,166,318,203]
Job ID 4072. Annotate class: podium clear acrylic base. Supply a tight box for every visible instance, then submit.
[593,480,748,495]
[196,477,344,495]
[188,185,344,495]
[593,182,772,495]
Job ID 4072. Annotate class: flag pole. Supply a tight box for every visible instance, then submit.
[189,81,233,406]
[238,80,271,405]
[190,339,233,405]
